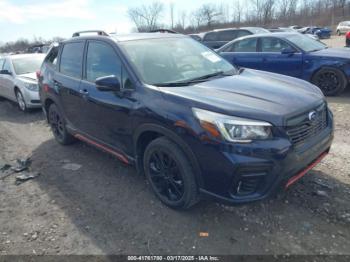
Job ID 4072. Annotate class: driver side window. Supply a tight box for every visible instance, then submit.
[260,38,293,52]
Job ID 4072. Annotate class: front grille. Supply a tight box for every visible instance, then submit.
[286,104,328,147]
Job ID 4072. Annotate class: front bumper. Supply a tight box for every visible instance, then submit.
[22,88,41,108]
[193,110,334,205]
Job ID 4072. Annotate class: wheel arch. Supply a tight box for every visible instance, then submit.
[133,123,204,188]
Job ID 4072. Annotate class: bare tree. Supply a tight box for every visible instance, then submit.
[127,1,164,32]
[197,4,221,28]
[178,10,187,29]
[170,2,175,29]
[232,0,243,24]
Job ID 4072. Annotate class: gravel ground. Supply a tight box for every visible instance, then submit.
[322,35,347,48]
[0,88,349,256]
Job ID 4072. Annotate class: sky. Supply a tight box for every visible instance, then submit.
[0,0,230,43]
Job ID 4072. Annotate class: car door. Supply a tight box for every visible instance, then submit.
[258,37,303,78]
[54,41,85,130]
[0,59,15,100]
[79,40,137,154]
[219,37,263,70]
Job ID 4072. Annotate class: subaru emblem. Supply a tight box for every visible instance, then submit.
[308,111,317,121]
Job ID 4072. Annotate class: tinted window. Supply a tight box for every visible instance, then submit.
[236,30,252,38]
[60,42,84,78]
[86,41,121,83]
[2,60,12,73]
[203,32,217,41]
[218,30,237,41]
[45,46,59,68]
[230,38,257,52]
[261,37,292,52]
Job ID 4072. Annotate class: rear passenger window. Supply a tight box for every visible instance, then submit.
[60,42,84,78]
[236,30,252,38]
[230,38,257,52]
[45,46,59,68]
[261,38,292,52]
[203,32,217,41]
[86,41,121,83]
[218,30,237,41]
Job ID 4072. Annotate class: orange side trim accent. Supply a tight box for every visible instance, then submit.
[285,151,328,189]
[74,134,129,164]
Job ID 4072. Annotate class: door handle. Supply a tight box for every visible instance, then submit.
[79,89,89,95]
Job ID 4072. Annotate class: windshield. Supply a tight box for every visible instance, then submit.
[284,34,327,52]
[119,37,236,85]
[12,55,44,75]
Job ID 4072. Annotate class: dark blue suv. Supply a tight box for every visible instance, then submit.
[38,31,334,209]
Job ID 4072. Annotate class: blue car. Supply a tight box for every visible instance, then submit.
[303,27,332,39]
[218,32,349,96]
[39,31,333,209]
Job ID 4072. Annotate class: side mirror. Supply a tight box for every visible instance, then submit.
[95,75,121,92]
[281,48,296,55]
[0,69,12,75]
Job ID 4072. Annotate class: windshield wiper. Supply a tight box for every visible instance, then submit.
[154,71,234,87]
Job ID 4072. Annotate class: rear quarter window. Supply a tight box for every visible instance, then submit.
[203,32,217,41]
[44,46,59,68]
[59,42,84,78]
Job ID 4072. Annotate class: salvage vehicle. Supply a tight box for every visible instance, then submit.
[0,54,45,111]
[218,32,349,96]
[199,27,269,49]
[38,30,333,209]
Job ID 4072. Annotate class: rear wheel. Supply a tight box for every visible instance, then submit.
[311,67,347,96]
[337,30,341,36]
[48,103,76,145]
[143,137,199,209]
[15,90,27,112]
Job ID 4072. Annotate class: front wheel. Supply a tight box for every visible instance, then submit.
[311,67,347,96]
[15,90,27,112]
[143,137,199,209]
[48,103,76,145]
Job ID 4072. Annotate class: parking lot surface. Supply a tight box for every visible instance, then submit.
[0,88,349,255]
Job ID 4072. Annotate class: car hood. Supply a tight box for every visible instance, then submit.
[17,72,37,82]
[309,48,350,59]
[159,69,324,126]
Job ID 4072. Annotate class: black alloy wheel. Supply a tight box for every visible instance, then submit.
[143,137,198,209]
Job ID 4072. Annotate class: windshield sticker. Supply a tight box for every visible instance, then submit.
[201,51,221,63]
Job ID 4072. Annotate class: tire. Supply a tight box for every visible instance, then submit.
[143,137,199,209]
[337,30,341,36]
[48,103,76,145]
[311,67,347,96]
[15,90,28,112]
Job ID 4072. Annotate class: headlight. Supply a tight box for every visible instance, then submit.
[192,108,272,143]
[24,82,38,91]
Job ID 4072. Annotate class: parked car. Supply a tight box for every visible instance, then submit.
[27,44,51,54]
[199,27,269,49]
[336,21,350,35]
[298,27,332,39]
[39,31,333,209]
[269,27,320,41]
[218,32,349,96]
[0,54,45,111]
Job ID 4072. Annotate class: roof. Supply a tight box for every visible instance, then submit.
[111,33,186,42]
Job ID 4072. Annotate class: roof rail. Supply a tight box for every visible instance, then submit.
[72,30,109,37]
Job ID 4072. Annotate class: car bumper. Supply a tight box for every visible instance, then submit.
[22,88,41,108]
[192,110,334,205]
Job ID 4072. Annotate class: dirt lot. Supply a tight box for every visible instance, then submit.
[0,87,349,256]
[322,35,346,48]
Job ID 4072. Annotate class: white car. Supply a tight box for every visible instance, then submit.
[336,21,350,35]
[0,54,45,111]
